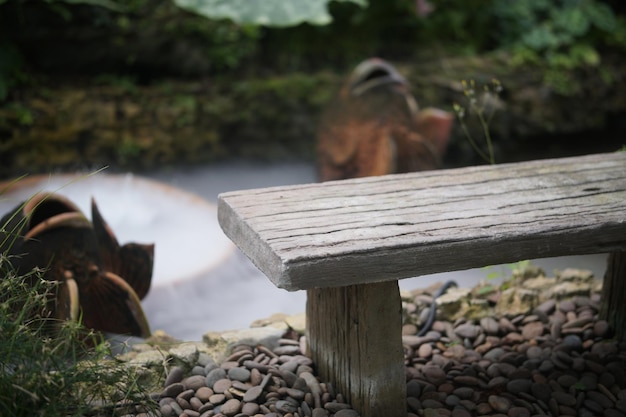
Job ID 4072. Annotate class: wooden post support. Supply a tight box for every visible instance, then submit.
[306,280,406,417]
[601,251,626,340]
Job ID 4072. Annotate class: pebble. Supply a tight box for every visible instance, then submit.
[220,398,241,415]
[507,378,532,394]
[335,409,359,417]
[553,391,577,406]
[140,282,624,417]
[227,367,250,382]
[480,317,499,335]
[418,343,433,358]
[205,368,226,388]
[488,394,511,412]
[182,375,206,391]
[165,366,185,386]
[521,321,544,339]
[454,323,482,339]
[162,382,184,398]
[212,378,232,393]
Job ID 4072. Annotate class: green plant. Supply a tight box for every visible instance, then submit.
[453,78,502,165]
[490,0,624,94]
[492,0,619,54]
[174,0,367,27]
[482,260,532,291]
[4,103,34,126]
[0,188,156,417]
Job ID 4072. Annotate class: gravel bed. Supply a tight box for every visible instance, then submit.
[120,273,626,417]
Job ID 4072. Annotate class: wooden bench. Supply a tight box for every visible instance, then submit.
[217,152,626,417]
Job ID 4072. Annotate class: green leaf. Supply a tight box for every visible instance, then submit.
[522,24,562,50]
[486,272,500,281]
[174,0,367,27]
[583,1,617,32]
[569,43,600,66]
[552,6,589,37]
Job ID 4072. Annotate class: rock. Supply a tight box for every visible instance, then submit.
[507,378,532,394]
[165,366,185,386]
[129,350,166,367]
[137,264,622,417]
[335,409,360,417]
[495,287,538,316]
[561,334,583,350]
[454,323,482,339]
[403,323,418,335]
[312,408,329,417]
[324,402,351,412]
[250,312,290,329]
[220,398,241,416]
[206,368,227,388]
[162,382,185,398]
[195,386,213,402]
[521,321,545,340]
[551,281,592,300]
[512,265,545,280]
[244,385,265,402]
[169,343,200,367]
[479,317,499,335]
[227,367,251,382]
[523,276,557,292]
[552,391,577,407]
[488,394,511,412]
[285,312,307,333]
[534,299,556,315]
[558,268,594,282]
[208,327,285,352]
[422,364,447,385]
[437,287,472,319]
[418,343,433,358]
[182,374,206,390]
[213,378,232,394]
[407,379,421,398]
[508,406,531,417]
[242,402,260,415]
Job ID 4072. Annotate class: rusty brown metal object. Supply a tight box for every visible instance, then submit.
[0,192,152,338]
[317,58,454,182]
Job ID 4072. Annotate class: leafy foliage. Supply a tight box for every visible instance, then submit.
[174,0,367,27]
[492,0,618,50]
[0,0,624,100]
[0,207,155,417]
[490,0,623,77]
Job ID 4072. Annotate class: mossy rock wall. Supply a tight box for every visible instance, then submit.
[1,53,625,179]
[0,73,336,176]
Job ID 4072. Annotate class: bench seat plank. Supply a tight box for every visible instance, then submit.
[218,152,626,291]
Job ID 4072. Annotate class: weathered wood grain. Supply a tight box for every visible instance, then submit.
[218,152,626,291]
[601,251,626,340]
[306,281,406,417]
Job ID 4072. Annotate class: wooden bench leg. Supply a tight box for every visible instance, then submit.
[306,280,406,417]
[601,251,626,341]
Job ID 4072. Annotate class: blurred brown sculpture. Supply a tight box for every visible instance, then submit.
[0,192,153,338]
[317,58,454,182]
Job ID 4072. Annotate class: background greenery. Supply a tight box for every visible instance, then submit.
[0,0,625,176]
